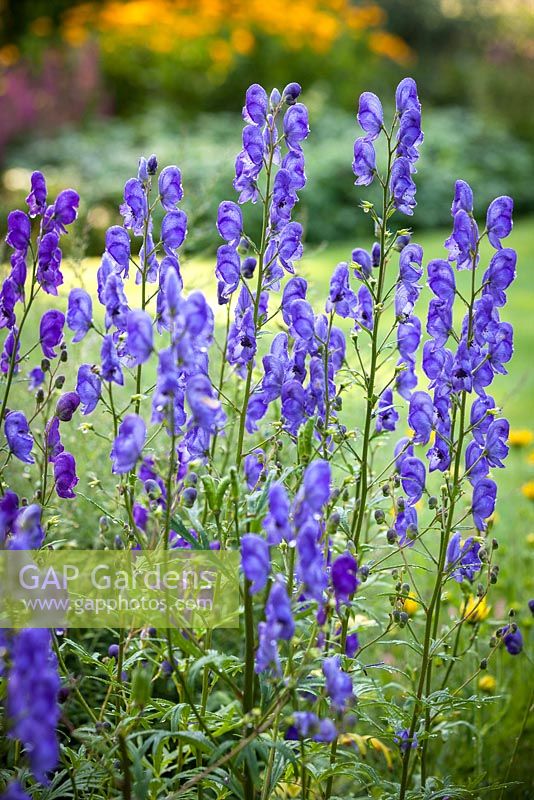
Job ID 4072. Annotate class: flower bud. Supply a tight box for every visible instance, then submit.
[54,375,65,389]
[283,82,302,105]
[182,487,197,508]
[241,257,257,279]
[147,154,158,175]
[60,349,68,363]
[397,497,405,511]
[41,358,51,372]
[36,389,45,404]
[479,658,488,670]
[428,495,438,509]
[55,391,80,421]
[108,644,119,659]
[374,509,385,524]
[387,528,397,544]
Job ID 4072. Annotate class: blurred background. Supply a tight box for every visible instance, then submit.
[0,0,533,255]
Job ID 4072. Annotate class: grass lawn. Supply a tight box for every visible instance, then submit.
[2,215,534,794]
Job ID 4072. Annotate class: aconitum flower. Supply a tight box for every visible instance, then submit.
[296,519,327,602]
[67,288,92,342]
[302,459,331,512]
[283,103,309,150]
[186,374,225,433]
[216,245,240,302]
[485,418,509,468]
[0,490,19,542]
[39,309,64,359]
[105,226,131,276]
[1,328,20,374]
[326,263,357,319]
[45,417,63,462]
[288,298,315,341]
[26,170,47,217]
[278,221,303,272]
[37,232,63,294]
[408,391,434,443]
[486,196,513,249]
[217,201,243,244]
[0,780,31,799]
[265,579,294,640]
[394,729,418,753]
[47,188,80,235]
[352,138,376,186]
[427,259,455,305]
[472,477,497,530]
[120,178,147,235]
[445,209,478,270]
[101,334,124,385]
[244,449,264,490]
[502,624,523,655]
[152,348,186,434]
[351,248,372,280]
[375,388,399,433]
[396,77,420,115]
[9,504,44,550]
[400,456,426,503]
[390,157,416,215]
[162,210,187,253]
[446,532,482,582]
[6,210,31,253]
[159,166,183,210]
[263,483,293,544]
[7,629,60,783]
[241,534,270,594]
[5,411,34,463]
[53,452,78,499]
[55,391,80,422]
[323,655,354,710]
[355,285,374,330]
[126,310,153,365]
[243,83,268,124]
[357,92,383,140]
[76,364,101,415]
[331,552,359,603]
[451,180,473,215]
[482,248,516,307]
[111,414,146,473]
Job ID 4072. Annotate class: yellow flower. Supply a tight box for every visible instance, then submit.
[461,594,490,624]
[478,674,496,692]
[402,593,419,616]
[521,481,534,501]
[508,428,533,447]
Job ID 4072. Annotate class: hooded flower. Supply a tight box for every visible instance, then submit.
[39,309,65,359]
[111,414,146,473]
[5,411,34,463]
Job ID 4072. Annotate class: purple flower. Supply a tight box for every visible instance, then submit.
[446,532,482,582]
[241,533,270,594]
[395,77,420,115]
[216,245,240,302]
[111,414,146,473]
[323,655,354,710]
[445,210,478,270]
[278,221,303,272]
[48,189,80,234]
[375,388,399,433]
[265,579,294,640]
[282,276,307,324]
[408,391,434,444]
[1,327,20,374]
[126,310,153,365]
[0,490,19,542]
[302,459,331,512]
[67,288,92,342]
[162,210,187,253]
[451,180,473,215]
[297,519,327,602]
[45,417,63,462]
[502,624,523,655]
[394,729,418,753]
[289,298,315,341]
[6,210,31,253]
[427,299,452,346]
[158,165,184,211]
[263,483,292,544]
[105,226,131,275]
[76,364,101,415]
[101,334,123,385]
[36,231,63,295]
[54,452,78,499]
[243,83,268,124]
[55,392,80,422]
[0,277,18,330]
[485,418,509,468]
[331,552,359,603]
[26,170,47,217]
[282,82,301,104]
[354,285,374,330]
[39,309,64,359]
[483,248,516,306]
[486,196,513,249]
[357,91,383,140]
[0,781,31,800]
[186,374,225,433]
[283,103,309,150]
[400,456,426,503]
[103,273,129,330]
[397,316,421,359]
[390,157,416,215]
[152,348,186,434]
[5,411,34,463]
[427,259,455,304]
[470,395,496,445]
[244,448,265,489]
[352,138,375,186]
[465,441,488,485]
[8,504,44,550]
[120,178,147,235]
[351,248,372,280]
[326,262,357,319]
[397,105,423,165]
[217,201,243,244]
[472,478,497,531]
